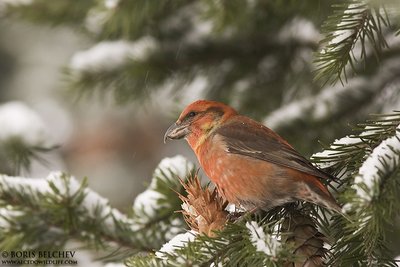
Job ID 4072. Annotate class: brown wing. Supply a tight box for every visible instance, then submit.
[215,116,333,180]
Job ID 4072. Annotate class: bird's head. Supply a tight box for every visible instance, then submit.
[164,100,237,149]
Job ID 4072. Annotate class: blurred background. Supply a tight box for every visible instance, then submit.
[0,0,399,213]
[0,21,194,209]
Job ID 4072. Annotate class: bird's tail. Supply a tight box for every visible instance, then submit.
[304,181,353,222]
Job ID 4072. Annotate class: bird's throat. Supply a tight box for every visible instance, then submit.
[187,131,209,153]
[186,121,220,152]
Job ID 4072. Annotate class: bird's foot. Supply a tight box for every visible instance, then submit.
[227,211,245,222]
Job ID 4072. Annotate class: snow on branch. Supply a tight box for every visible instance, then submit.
[155,231,197,260]
[351,125,400,204]
[0,171,135,231]
[264,58,400,131]
[0,207,24,228]
[0,171,144,251]
[315,1,389,84]
[0,101,51,146]
[246,221,280,257]
[0,155,197,253]
[278,17,320,45]
[264,78,365,130]
[133,155,195,224]
[69,37,158,73]
[0,101,57,174]
[312,135,365,170]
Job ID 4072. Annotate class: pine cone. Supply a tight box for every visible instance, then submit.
[178,175,228,237]
[281,210,327,267]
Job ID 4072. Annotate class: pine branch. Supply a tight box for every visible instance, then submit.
[128,219,292,267]
[129,172,334,266]
[0,172,150,252]
[310,113,400,266]
[128,204,335,267]
[0,136,57,176]
[0,101,57,175]
[332,125,400,266]
[312,112,400,175]
[0,155,196,262]
[315,1,389,85]
[130,156,195,249]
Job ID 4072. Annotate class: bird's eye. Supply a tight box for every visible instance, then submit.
[188,111,196,118]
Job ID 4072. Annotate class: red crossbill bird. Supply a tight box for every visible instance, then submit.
[164,100,341,213]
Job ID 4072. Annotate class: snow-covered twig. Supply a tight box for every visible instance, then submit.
[133,155,194,224]
[246,221,280,257]
[155,231,197,260]
[350,125,400,205]
[264,58,400,131]
[0,155,196,254]
[69,37,157,73]
[0,101,51,146]
[0,172,137,233]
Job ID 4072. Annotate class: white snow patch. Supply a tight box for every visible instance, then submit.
[133,190,167,221]
[352,125,400,202]
[246,221,280,257]
[328,2,366,47]
[179,75,209,105]
[312,135,363,164]
[0,101,51,146]
[264,78,367,130]
[0,175,48,193]
[395,255,400,267]
[264,99,304,130]
[210,262,223,267]
[185,18,213,44]
[84,9,109,34]
[360,121,396,137]
[225,203,237,213]
[341,203,353,214]
[0,208,24,228]
[47,171,81,196]
[164,217,185,241]
[70,37,157,72]
[279,17,320,44]
[153,155,194,184]
[323,242,332,251]
[104,0,119,9]
[334,136,363,146]
[155,231,197,259]
[133,155,194,223]
[329,27,353,47]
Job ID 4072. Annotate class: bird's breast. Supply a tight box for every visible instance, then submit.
[195,135,284,206]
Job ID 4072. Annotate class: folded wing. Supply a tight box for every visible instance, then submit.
[216,116,334,181]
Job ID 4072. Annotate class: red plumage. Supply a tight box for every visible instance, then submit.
[164,100,341,213]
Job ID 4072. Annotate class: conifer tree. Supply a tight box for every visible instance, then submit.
[0,0,399,266]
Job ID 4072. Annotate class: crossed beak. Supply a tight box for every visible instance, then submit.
[164,122,190,143]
